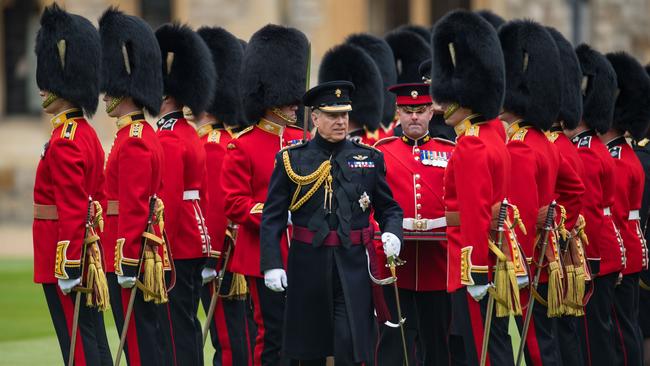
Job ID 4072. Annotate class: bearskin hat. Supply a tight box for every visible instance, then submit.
[239,24,309,124]
[499,20,561,130]
[418,59,432,81]
[605,52,650,140]
[99,8,163,115]
[319,43,383,130]
[385,30,431,84]
[430,10,505,120]
[36,4,101,116]
[546,27,582,129]
[395,24,431,42]
[345,33,397,124]
[575,44,617,133]
[197,27,244,125]
[476,10,506,30]
[156,23,216,116]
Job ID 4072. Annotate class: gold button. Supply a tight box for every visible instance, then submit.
[414,156,420,161]
[415,184,421,189]
[414,148,420,153]
[416,214,422,219]
[415,174,420,180]
[416,193,421,199]
[416,204,421,209]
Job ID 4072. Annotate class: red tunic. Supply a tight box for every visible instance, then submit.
[33,109,106,283]
[571,129,625,276]
[506,123,584,282]
[377,134,454,291]
[444,118,511,292]
[607,136,648,275]
[221,119,304,277]
[156,111,209,260]
[104,112,164,276]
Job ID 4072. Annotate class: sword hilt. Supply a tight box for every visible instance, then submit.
[543,201,557,231]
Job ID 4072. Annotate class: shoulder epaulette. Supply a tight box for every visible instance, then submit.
[60,120,78,140]
[207,129,221,144]
[235,125,254,138]
[465,124,480,137]
[609,145,622,159]
[129,122,144,138]
[432,137,456,146]
[373,136,399,148]
[546,131,560,143]
[280,140,307,153]
[638,138,649,147]
[352,139,381,153]
[510,127,529,142]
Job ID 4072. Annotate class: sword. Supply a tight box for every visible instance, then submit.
[480,198,509,366]
[115,195,158,366]
[67,196,94,366]
[387,255,409,366]
[515,201,556,366]
[202,227,235,345]
[302,42,311,142]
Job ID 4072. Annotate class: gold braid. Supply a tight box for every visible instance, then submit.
[282,150,333,212]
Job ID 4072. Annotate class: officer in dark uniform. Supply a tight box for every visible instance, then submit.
[260,81,404,365]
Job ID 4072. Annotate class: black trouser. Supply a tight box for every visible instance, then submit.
[515,284,562,366]
[613,273,643,366]
[200,271,250,366]
[108,272,175,366]
[248,276,289,366]
[43,284,112,366]
[580,272,619,366]
[168,258,204,366]
[557,316,585,365]
[376,287,451,366]
[449,289,515,366]
[290,265,360,366]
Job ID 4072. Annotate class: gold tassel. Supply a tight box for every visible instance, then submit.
[153,251,168,304]
[546,261,564,318]
[84,244,110,311]
[225,273,249,300]
[142,247,156,303]
[495,261,510,317]
[508,261,522,316]
[573,265,586,316]
[563,265,576,316]
[155,198,165,233]
[511,205,527,235]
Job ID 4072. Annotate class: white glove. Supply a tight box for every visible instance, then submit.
[201,267,218,285]
[117,275,137,289]
[381,232,401,258]
[467,284,492,301]
[517,275,529,289]
[264,268,287,292]
[287,211,292,225]
[57,278,81,294]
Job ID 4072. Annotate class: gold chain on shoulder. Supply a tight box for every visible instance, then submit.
[282,150,333,212]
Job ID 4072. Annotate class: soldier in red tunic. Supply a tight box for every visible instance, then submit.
[221,24,308,366]
[374,83,454,365]
[546,26,590,365]
[431,10,516,365]
[345,34,398,141]
[602,52,650,366]
[319,43,384,146]
[33,5,111,365]
[498,20,585,365]
[195,26,251,366]
[154,23,217,365]
[99,8,174,365]
[567,44,626,366]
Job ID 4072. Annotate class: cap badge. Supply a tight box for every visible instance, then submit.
[335,89,342,98]
[411,90,419,99]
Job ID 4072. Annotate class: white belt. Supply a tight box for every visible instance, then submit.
[403,217,446,231]
[629,210,640,220]
[183,190,200,200]
[603,207,612,216]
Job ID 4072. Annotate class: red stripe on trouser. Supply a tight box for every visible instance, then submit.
[57,288,88,366]
[582,314,592,366]
[121,287,141,365]
[612,307,628,365]
[520,289,543,365]
[213,285,234,365]
[466,291,490,366]
[165,302,178,366]
[248,277,265,366]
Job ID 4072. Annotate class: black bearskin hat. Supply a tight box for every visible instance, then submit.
[345,33,397,124]
[606,52,650,140]
[385,30,431,84]
[575,44,617,133]
[546,27,582,129]
[430,10,505,120]
[99,8,163,115]
[499,20,561,130]
[476,10,505,30]
[395,24,431,42]
[197,27,244,125]
[156,23,216,115]
[36,4,101,116]
[239,24,309,124]
[319,43,383,130]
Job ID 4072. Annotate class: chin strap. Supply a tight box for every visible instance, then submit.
[42,92,59,109]
[106,96,124,114]
[271,107,297,125]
